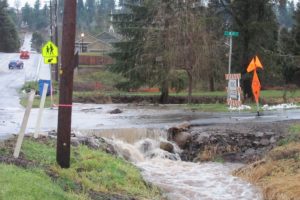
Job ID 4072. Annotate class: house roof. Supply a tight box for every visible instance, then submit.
[87,40,112,52]
[94,31,121,44]
[75,32,98,44]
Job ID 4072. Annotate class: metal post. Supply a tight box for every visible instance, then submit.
[81,37,83,53]
[228,35,232,74]
[56,0,77,168]
[80,33,84,53]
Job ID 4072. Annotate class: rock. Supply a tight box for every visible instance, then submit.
[160,141,174,153]
[245,148,256,155]
[175,121,191,131]
[86,138,103,149]
[105,143,117,155]
[167,122,191,139]
[270,136,277,144]
[121,149,131,161]
[109,108,122,114]
[265,131,275,136]
[147,151,179,160]
[171,131,192,149]
[260,138,270,146]
[255,132,264,137]
[195,133,210,145]
[71,137,80,147]
[48,130,57,136]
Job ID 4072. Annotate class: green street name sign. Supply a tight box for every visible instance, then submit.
[224,31,239,37]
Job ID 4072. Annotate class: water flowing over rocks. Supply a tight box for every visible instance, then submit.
[46,127,265,200]
[168,121,292,163]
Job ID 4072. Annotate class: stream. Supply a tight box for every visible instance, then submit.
[84,128,263,200]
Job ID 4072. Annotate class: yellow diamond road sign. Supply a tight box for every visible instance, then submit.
[44,57,57,64]
[42,41,59,57]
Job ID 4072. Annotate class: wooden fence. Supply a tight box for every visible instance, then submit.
[79,55,114,65]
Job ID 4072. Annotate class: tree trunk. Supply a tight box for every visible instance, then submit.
[187,70,193,104]
[160,80,169,104]
[209,75,215,92]
[241,32,253,99]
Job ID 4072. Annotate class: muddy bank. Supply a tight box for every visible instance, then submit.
[73,95,226,104]
[73,94,297,104]
[167,120,298,163]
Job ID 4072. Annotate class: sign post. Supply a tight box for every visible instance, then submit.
[224,31,239,107]
[247,56,263,116]
[225,74,242,107]
[224,31,239,74]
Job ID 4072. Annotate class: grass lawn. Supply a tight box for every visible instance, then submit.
[0,138,164,200]
[19,79,300,111]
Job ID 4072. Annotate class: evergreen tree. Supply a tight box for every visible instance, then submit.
[277,0,293,28]
[21,3,33,27]
[36,4,49,29]
[109,0,154,92]
[290,3,300,86]
[0,0,20,52]
[86,0,96,25]
[100,0,115,13]
[31,31,45,52]
[7,7,18,26]
[77,0,86,29]
[220,0,279,98]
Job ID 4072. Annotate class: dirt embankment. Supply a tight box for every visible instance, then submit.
[167,120,296,163]
[167,120,300,200]
[73,93,299,105]
[74,95,227,104]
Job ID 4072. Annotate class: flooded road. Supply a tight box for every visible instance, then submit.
[0,33,297,199]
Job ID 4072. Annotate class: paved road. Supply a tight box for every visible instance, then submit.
[0,33,50,138]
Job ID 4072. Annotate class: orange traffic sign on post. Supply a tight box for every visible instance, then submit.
[247,55,263,116]
[247,56,263,72]
[252,70,261,104]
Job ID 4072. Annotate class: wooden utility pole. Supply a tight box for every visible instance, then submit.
[49,0,53,41]
[56,0,77,168]
[54,0,59,81]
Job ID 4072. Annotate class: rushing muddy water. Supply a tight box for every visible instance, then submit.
[85,128,262,200]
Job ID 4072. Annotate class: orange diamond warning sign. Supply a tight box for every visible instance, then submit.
[252,70,261,104]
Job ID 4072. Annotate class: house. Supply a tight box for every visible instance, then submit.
[75,31,121,54]
[95,31,121,44]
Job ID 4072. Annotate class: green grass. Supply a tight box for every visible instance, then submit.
[22,139,57,165]
[0,138,163,200]
[261,89,300,98]
[51,145,162,198]
[184,103,229,112]
[277,124,300,146]
[0,164,85,200]
[75,70,127,87]
[20,94,57,108]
